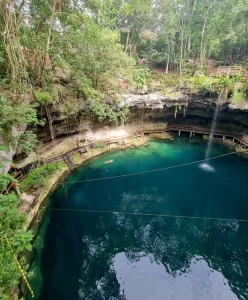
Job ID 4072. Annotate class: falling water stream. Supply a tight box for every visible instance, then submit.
[200,95,222,172]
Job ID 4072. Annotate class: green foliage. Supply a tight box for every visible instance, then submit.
[133,68,152,92]
[160,74,180,89]
[160,74,243,99]
[0,97,38,135]
[88,100,129,124]
[64,99,79,116]
[188,75,217,93]
[17,131,39,155]
[0,193,33,300]
[34,90,53,105]
[0,145,10,169]
[231,83,246,105]
[60,14,135,97]
[20,162,64,193]
[95,143,106,149]
[0,173,17,191]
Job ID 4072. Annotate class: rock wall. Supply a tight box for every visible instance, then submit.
[35,91,248,141]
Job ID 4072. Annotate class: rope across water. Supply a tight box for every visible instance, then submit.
[53,208,248,223]
[65,150,247,185]
[58,149,248,222]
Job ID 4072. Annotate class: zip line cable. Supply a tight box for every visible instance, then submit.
[65,150,248,185]
[2,232,35,298]
[52,208,248,223]
[59,149,248,223]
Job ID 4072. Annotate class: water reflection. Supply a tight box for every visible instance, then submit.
[113,253,238,300]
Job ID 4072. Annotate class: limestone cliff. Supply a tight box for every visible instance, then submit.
[35,91,248,142]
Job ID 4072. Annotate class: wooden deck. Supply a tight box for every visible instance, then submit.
[138,124,248,148]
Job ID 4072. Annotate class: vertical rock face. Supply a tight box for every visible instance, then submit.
[3,92,248,170]
[0,125,26,173]
[34,92,248,141]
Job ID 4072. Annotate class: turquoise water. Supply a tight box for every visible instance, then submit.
[29,139,248,300]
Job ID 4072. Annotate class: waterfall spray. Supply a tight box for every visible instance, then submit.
[205,101,221,160]
[200,92,223,172]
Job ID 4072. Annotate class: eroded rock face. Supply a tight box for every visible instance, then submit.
[0,125,26,173]
[120,91,190,109]
[34,91,248,142]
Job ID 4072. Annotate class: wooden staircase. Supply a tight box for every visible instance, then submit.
[63,154,75,171]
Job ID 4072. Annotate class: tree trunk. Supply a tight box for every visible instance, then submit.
[45,105,55,141]
[200,5,210,67]
[187,37,191,57]
[165,42,170,74]
[125,30,130,53]
[179,35,184,75]
[39,0,57,87]
[14,184,21,197]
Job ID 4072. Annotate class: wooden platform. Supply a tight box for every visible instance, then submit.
[138,124,248,148]
[216,66,243,77]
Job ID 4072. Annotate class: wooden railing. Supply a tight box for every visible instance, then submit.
[216,66,243,77]
[138,124,247,147]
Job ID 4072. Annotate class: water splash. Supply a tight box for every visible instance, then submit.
[199,163,215,172]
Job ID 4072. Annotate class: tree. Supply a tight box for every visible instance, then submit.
[0,193,33,300]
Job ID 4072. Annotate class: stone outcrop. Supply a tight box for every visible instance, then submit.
[34,91,248,142]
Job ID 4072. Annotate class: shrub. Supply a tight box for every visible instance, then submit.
[17,131,39,154]
[95,143,106,149]
[231,83,246,105]
[20,162,64,192]
[34,90,53,105]
[0,193,33,300]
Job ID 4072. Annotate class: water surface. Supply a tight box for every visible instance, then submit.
[29,139,248,300]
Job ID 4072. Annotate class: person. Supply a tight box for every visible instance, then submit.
[75,137,80,147]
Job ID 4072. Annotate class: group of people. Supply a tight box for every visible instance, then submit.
[75,137,86,147]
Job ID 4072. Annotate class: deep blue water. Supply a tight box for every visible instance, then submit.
[29,139,248,300]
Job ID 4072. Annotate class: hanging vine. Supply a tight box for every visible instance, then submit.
[1,0,28,88]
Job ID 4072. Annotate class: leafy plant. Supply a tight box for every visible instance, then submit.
[95,143,106,148]
[17,131,39,155]
[0,173,17,191]
[20,162,64,193]
[88,100,129,124]
[0,97,38,136]
[0,193,33,300]
[133,68,152,92]
[34,90,53,105]
[231,83,246,105]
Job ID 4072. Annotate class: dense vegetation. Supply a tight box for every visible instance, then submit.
[0,193,33,300]
[1,0,248,142]
[1,1,248,299]
[20,162,65,193]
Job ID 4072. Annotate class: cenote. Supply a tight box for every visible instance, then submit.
[29,139,248,300]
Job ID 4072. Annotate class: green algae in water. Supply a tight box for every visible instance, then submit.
[29,140,248,300]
